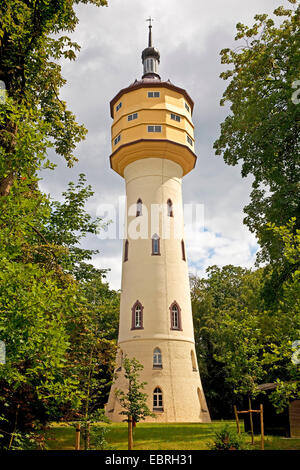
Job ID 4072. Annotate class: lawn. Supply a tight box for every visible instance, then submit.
[45,421,300,451]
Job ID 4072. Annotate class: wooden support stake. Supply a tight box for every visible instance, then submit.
[128,416,133,450]
[260,404,264,451]
[249,397,254,445]
[234,405,240,434]
[75,423,81,450]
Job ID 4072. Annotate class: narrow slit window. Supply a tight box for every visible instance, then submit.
[124,239,129,262]
[167,199,174,217]
[116,102,122,112]
[152,234,160,255]
[136,198,142,217]
[181,240,186,261]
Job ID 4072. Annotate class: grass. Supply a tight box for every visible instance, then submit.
[45,420,300,451]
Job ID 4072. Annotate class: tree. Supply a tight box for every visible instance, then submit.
[214,1,300,278]
[191,265,265,417]
[115,356,154,450]
[0,0,107,196]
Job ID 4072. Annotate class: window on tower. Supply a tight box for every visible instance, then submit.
[167,199,174,217]
[148,125,162,133]
[128,112,138,121]
[181,240,186,261]
[153,348,162,369]
[170,301,182,331]
[185,102,190,113]
[148,91,160,98]
[152,234,160,255]
[116,102,122,112]
[171,113,181,122]
[191,350,197,371]
[136,199,142,217]
[114,134,121,146]
[186,134,193,146]
[153,387,163,411]
[131,301,144,330]
[124,239,129,262]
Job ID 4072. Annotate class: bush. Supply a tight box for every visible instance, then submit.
[208,424,246,450]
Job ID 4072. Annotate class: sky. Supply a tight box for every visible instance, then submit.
[39,0,288,290]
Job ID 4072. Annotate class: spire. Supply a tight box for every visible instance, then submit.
[147,16,153,47]
[142,17,160,80]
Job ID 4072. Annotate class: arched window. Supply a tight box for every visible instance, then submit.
[153,348,162,369]
[124,239,129,262]
[169,301,182,331]
[191,350,197,371]
[131,301,144,330]
[167,199,173,217]
[136,198,142,217]
[181,240,186,261]
[152,234,160,255]
[153,387,163,411]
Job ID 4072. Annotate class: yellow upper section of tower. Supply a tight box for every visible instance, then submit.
[109,81,197,177]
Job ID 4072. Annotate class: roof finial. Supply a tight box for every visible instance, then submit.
[146,16,153,47]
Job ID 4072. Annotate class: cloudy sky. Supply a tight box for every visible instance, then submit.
[39,0,288,290]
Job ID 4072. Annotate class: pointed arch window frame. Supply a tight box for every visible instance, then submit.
[153,347,163,369]
[136,198,143,217]
[151,233,161,256]
[169,301,182,331]
[131,300,144,330]
[167,199,174,217]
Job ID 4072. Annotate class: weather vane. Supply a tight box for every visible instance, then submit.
[146,16,154,28]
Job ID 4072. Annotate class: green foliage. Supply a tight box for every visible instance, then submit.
[207,424,247,450]
[0,0,108,196]
[214,2,300,267]
[115,356,154,424]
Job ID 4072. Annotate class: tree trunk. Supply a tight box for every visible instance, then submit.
[0,172,15,197]
[128,416,133,450]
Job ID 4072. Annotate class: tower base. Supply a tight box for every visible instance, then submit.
[105,339,211,423]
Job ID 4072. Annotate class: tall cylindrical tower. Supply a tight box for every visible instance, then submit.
[105,23,210,423]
